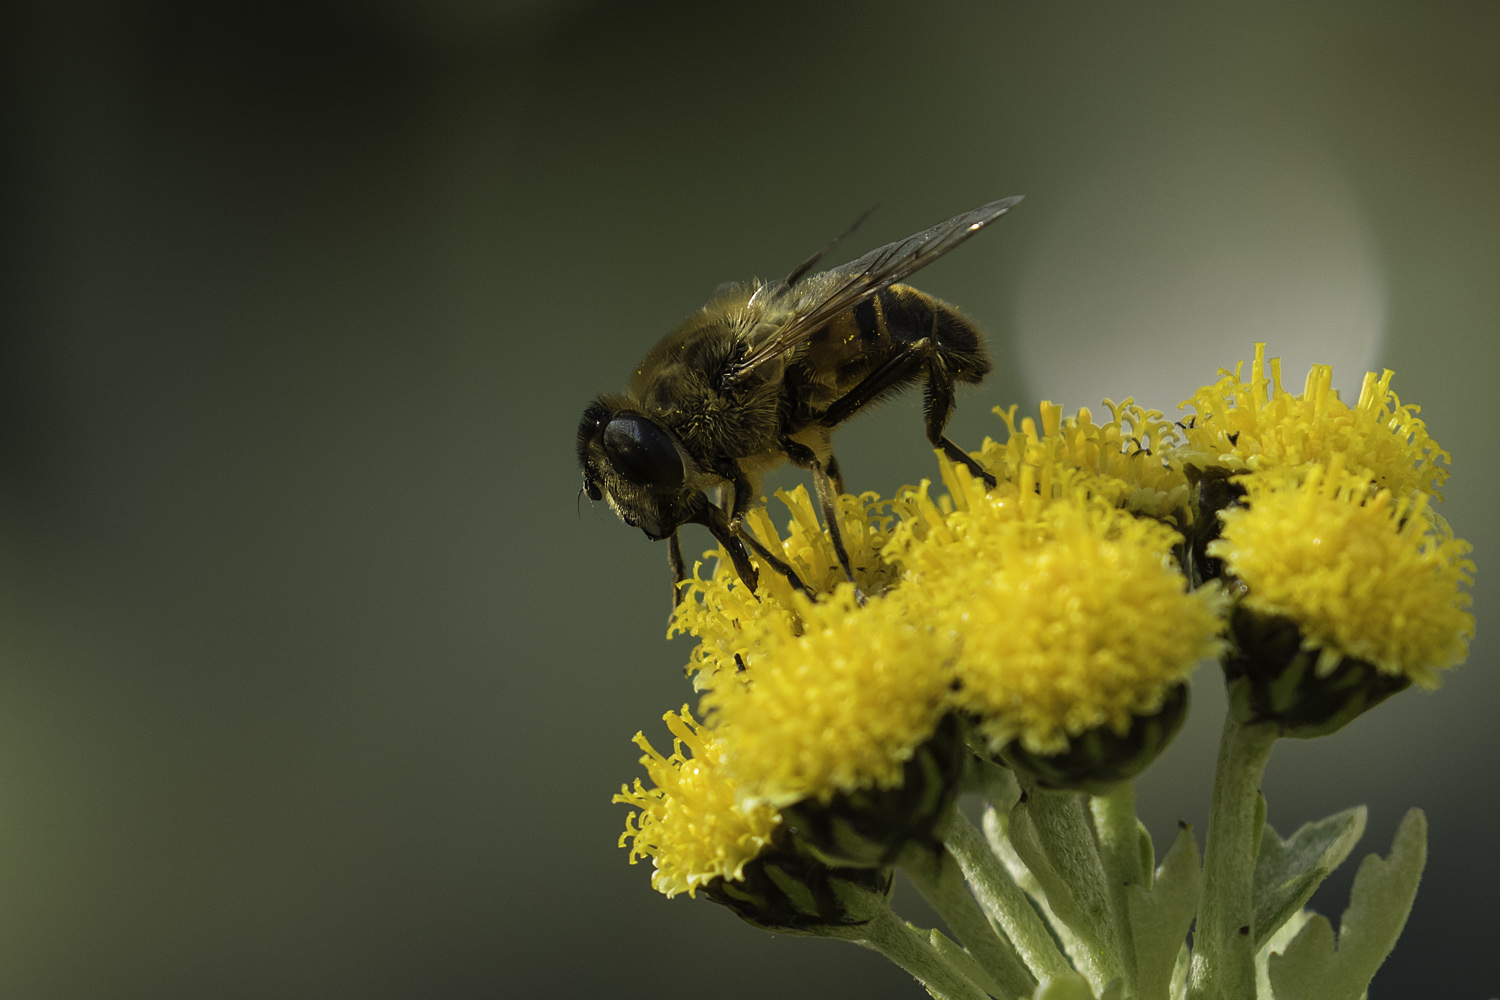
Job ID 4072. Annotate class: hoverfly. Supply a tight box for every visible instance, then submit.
[577,196,1022,601]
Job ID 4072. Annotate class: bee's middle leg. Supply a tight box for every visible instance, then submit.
[782,437,861,598]
[812,457,863,601]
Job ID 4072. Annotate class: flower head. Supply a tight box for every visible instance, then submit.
[1211,462,1475,689]
[1176,343,1450,498]
[703,585,953,809]
[977,399,1190,523]
[889,475,1224,759]
[614,708,780,898]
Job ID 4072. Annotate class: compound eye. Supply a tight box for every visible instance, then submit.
[602,415,684,489]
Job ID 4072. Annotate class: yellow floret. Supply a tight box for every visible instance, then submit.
[1211,463,1475,687]
[614,708,780,898]
[1177,342,1449,497]
[703,586,953,808]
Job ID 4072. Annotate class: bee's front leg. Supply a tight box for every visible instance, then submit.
[667,530,687,609]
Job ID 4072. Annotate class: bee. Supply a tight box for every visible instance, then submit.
[577,196,1023,602]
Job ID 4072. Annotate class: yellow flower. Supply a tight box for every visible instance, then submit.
[669,486,902,687]
[890,479,1224,756]
[1177,343,1450,497]
[1211,463,1475,688]
[614,708,780,898]
[976,399,1190,523]
[703,586,953,809]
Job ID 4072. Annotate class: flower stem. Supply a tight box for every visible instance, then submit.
[856,906,994,1000]
[947,811,1073,982]
[1090,781,1141,994]
[903,843,1037,1000]
[1189,714,1276,1000]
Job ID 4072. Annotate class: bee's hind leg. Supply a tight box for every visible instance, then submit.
[924,360,998,489]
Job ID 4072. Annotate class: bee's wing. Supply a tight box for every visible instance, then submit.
[726,195,1023,384]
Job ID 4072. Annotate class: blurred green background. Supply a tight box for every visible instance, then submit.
[2,2,1495,997]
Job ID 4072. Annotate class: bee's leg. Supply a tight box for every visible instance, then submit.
[713,457,757,523]
[735,526,813,598]
[667,530,687,608]
[812,459,864,603]
[924,358,998,489]
[782,437,861,599]
[782,437,846,498]
[692,504,760,594]
[824,454,846,497]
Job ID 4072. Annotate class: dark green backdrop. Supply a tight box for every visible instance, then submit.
[2,2,1495,997]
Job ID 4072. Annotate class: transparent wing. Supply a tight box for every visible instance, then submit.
[725,195,1022,385]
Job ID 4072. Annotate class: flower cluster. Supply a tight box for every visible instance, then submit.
[611,345,1474,1000]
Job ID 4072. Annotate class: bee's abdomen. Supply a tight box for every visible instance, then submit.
[874,285,990,382]
[812,284,990,384]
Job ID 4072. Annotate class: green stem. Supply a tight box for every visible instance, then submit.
[1090,782,1141,994]
[856,906,994,1000]
[1188,714,1276,1000]
[904,844,1037,1000]
[947,812,1072,982]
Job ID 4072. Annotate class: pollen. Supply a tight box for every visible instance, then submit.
[1211,463,1475,688]
[702,586,953,808]
[614,708,781,899]
[889,483,1225,756]
[1176,343,1450,497]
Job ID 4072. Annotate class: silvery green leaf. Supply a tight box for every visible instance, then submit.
[1128,824,1202,1000]
[1256,909,1312,999]
[1252,805,1366,951]
[1267,809,1427,1000]
[1031,972,1096,1000]
[929,927,1003,999]
[1169,943,1189,1000]
[1008,794,1117,989]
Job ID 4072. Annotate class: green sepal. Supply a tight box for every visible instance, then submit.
[999,685,1189,794]
[1223,607,1410,738]
[782,713,966,869]
[1251,805,1367,951]
[1126,823,1202,1000]
[701,842,894,936]
[1267,809,1427,1000]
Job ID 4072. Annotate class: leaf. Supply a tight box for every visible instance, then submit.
[1031,972,1097,1000]
[1008,794,1117,989]
[1127,824,1202,1000]
[929,927,1003,999]
[1252,805,1366,950]
[1267,809,1427,1000]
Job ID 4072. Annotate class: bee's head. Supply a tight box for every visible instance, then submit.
[577,398,699,540]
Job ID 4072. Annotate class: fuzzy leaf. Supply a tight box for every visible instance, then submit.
[1032,972,1096,1000]
[1008,795,1117,988]
[1128,824,1202,1000]
[929,927,1003,999]
[1252,805,1367,950]
[1267,809,1427,1000]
